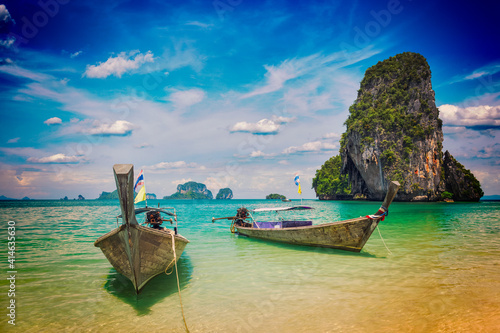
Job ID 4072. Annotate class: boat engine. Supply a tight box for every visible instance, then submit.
[234,207,252,228]
[146,211,163,229]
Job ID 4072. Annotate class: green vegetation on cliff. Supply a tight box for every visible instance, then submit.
[165,190,212,199]
[312,155,351,198]
[164,181,213,199]
[266,193,286,200]
[216,188,233,199]
[97,190,119,200]
[342,52,435,157]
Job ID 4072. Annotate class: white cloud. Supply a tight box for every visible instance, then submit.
[167,88,206,108]
[0,65,53,82]
[203,176,235,193]
[86,120,135,136]
[439,104,500,127]
[282,141,336,155]
[44,117,62,125]
[230,116,294,135]
[149,161,206,171]
[249,150,273,157]
[171,178,193,186]
[27,153,85,164]
[0,36,15,48]
[185,21,213,29]
[240,47,379,100]
[7,137,19,143]
[272,116,296,124]
[322,132,340,139]
[84,50,154,78]
[70,51,82,58]
[0,5,14,36]
[230,118,281,135]
[462,63,500,82]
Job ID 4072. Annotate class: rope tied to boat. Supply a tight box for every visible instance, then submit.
[377,225,392,255]
[165,230,190,333]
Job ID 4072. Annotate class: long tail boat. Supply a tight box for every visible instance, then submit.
[213,181,399,252]
[94,164,189,293]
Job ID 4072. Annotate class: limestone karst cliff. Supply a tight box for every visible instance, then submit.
[164,181,214,199]
[314,52,482,202]
[216,188,233,199]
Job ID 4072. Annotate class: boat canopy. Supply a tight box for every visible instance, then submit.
[117,207,175,218]
[251,205,314,212]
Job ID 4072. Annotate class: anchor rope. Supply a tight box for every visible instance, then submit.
[376,225,392,255]
[165,230,190,333]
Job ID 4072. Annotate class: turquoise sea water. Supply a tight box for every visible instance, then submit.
[0,199,499,332]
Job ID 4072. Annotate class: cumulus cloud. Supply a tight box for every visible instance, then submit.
[282,141,336,155]
[27,153,85,164]
[230,116,294,135]
[86,120,135,136]
[0,4,14,34]
[249,150,273,157]
[230,119,280,135]
[439,104,500,128]
[84,50,154,78]
[167,88,206,108]
[149,161,206,170]
[44,117,62,125]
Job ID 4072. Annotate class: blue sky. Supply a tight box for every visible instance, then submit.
[0,0,499,199]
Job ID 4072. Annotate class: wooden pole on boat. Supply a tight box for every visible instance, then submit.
[212,216,237,222]
[113,164,140,293]
[113,164,139,226]
[374,181,400,216]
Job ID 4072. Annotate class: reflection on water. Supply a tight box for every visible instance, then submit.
[104,256,193,315]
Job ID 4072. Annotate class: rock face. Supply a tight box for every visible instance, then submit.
[164,181,213,199]
[146,193,157,200]
[443,151,483,201]
[339,52,482,202]
[97,190,118,200]
[266,193,286,200]
[216,188,233,199]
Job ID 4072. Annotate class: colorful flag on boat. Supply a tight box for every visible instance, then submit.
[294,173,302,195]
[134,169,146,204]
[134,185,146,204]
[134,169,144,192]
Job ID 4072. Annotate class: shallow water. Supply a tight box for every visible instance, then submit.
[0,200,499,332]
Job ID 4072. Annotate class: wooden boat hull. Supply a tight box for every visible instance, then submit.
[95,222,189,292]
[235,216,380,252]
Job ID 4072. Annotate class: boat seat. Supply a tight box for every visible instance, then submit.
[254,221,313,229]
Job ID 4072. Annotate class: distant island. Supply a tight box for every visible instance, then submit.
[97,190,152,200]
[164,181,213,199]
[0,195,15,200]
[163,182,234,200]
[216,188,233,199]
[266,193,287,200]
[97,190,120,200]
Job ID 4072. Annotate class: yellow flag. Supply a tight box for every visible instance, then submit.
[298,183,302,195]
[134,185,146,204]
